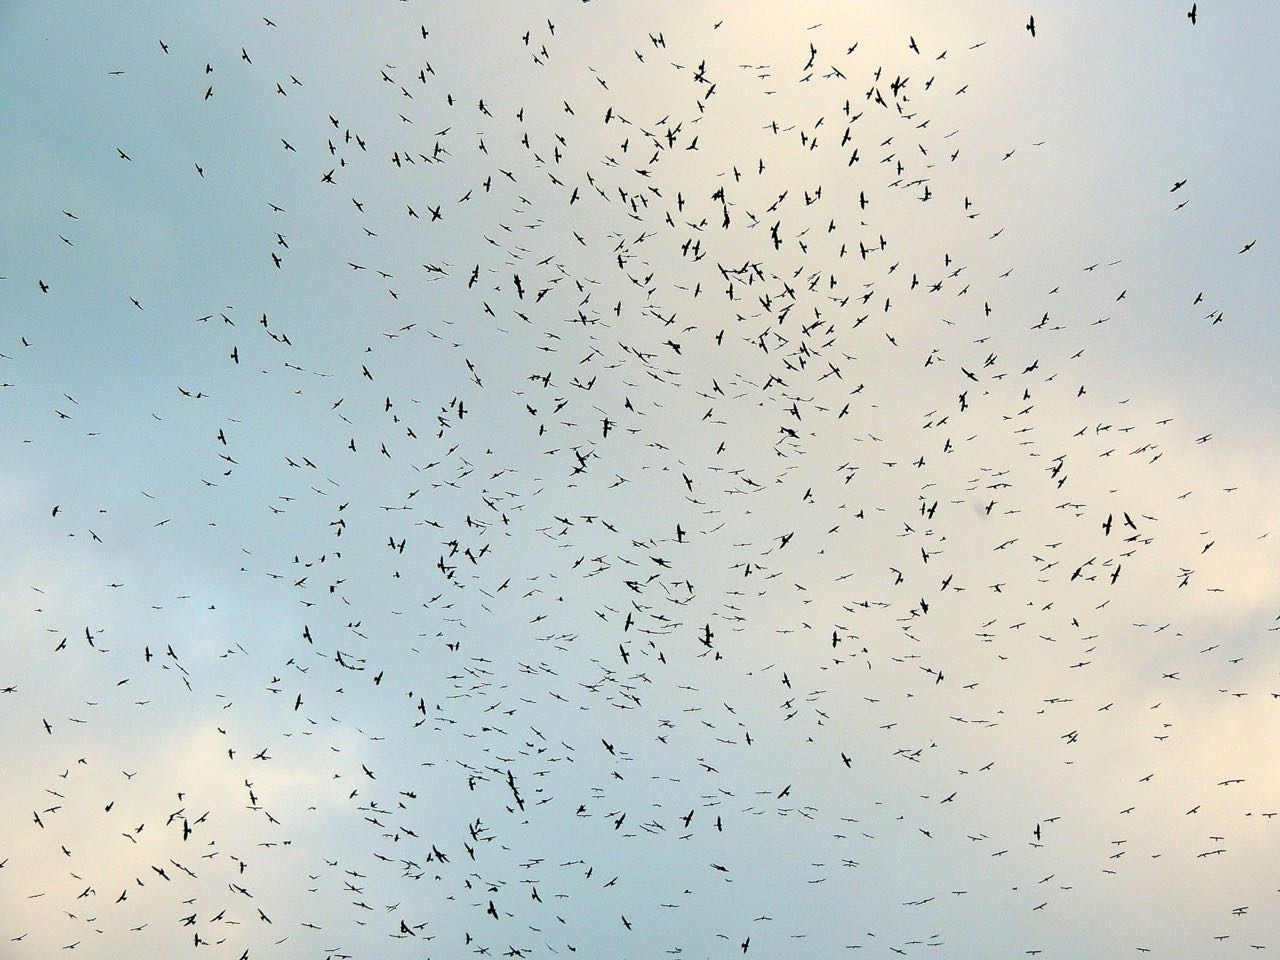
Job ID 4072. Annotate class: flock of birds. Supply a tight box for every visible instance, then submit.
[3,4,1276,959]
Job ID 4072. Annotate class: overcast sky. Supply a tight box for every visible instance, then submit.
[3,2,1279,958]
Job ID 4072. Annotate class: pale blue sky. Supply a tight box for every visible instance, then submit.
[3,2,1279,958]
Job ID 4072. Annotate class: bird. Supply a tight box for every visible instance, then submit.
[6,9,1275,960]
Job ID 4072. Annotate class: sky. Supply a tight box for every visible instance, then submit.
[2,2,1279,958]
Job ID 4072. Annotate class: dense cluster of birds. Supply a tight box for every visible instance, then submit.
[3,4,1275,958]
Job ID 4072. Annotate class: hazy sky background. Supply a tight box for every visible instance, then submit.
[3,2,1279,958]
